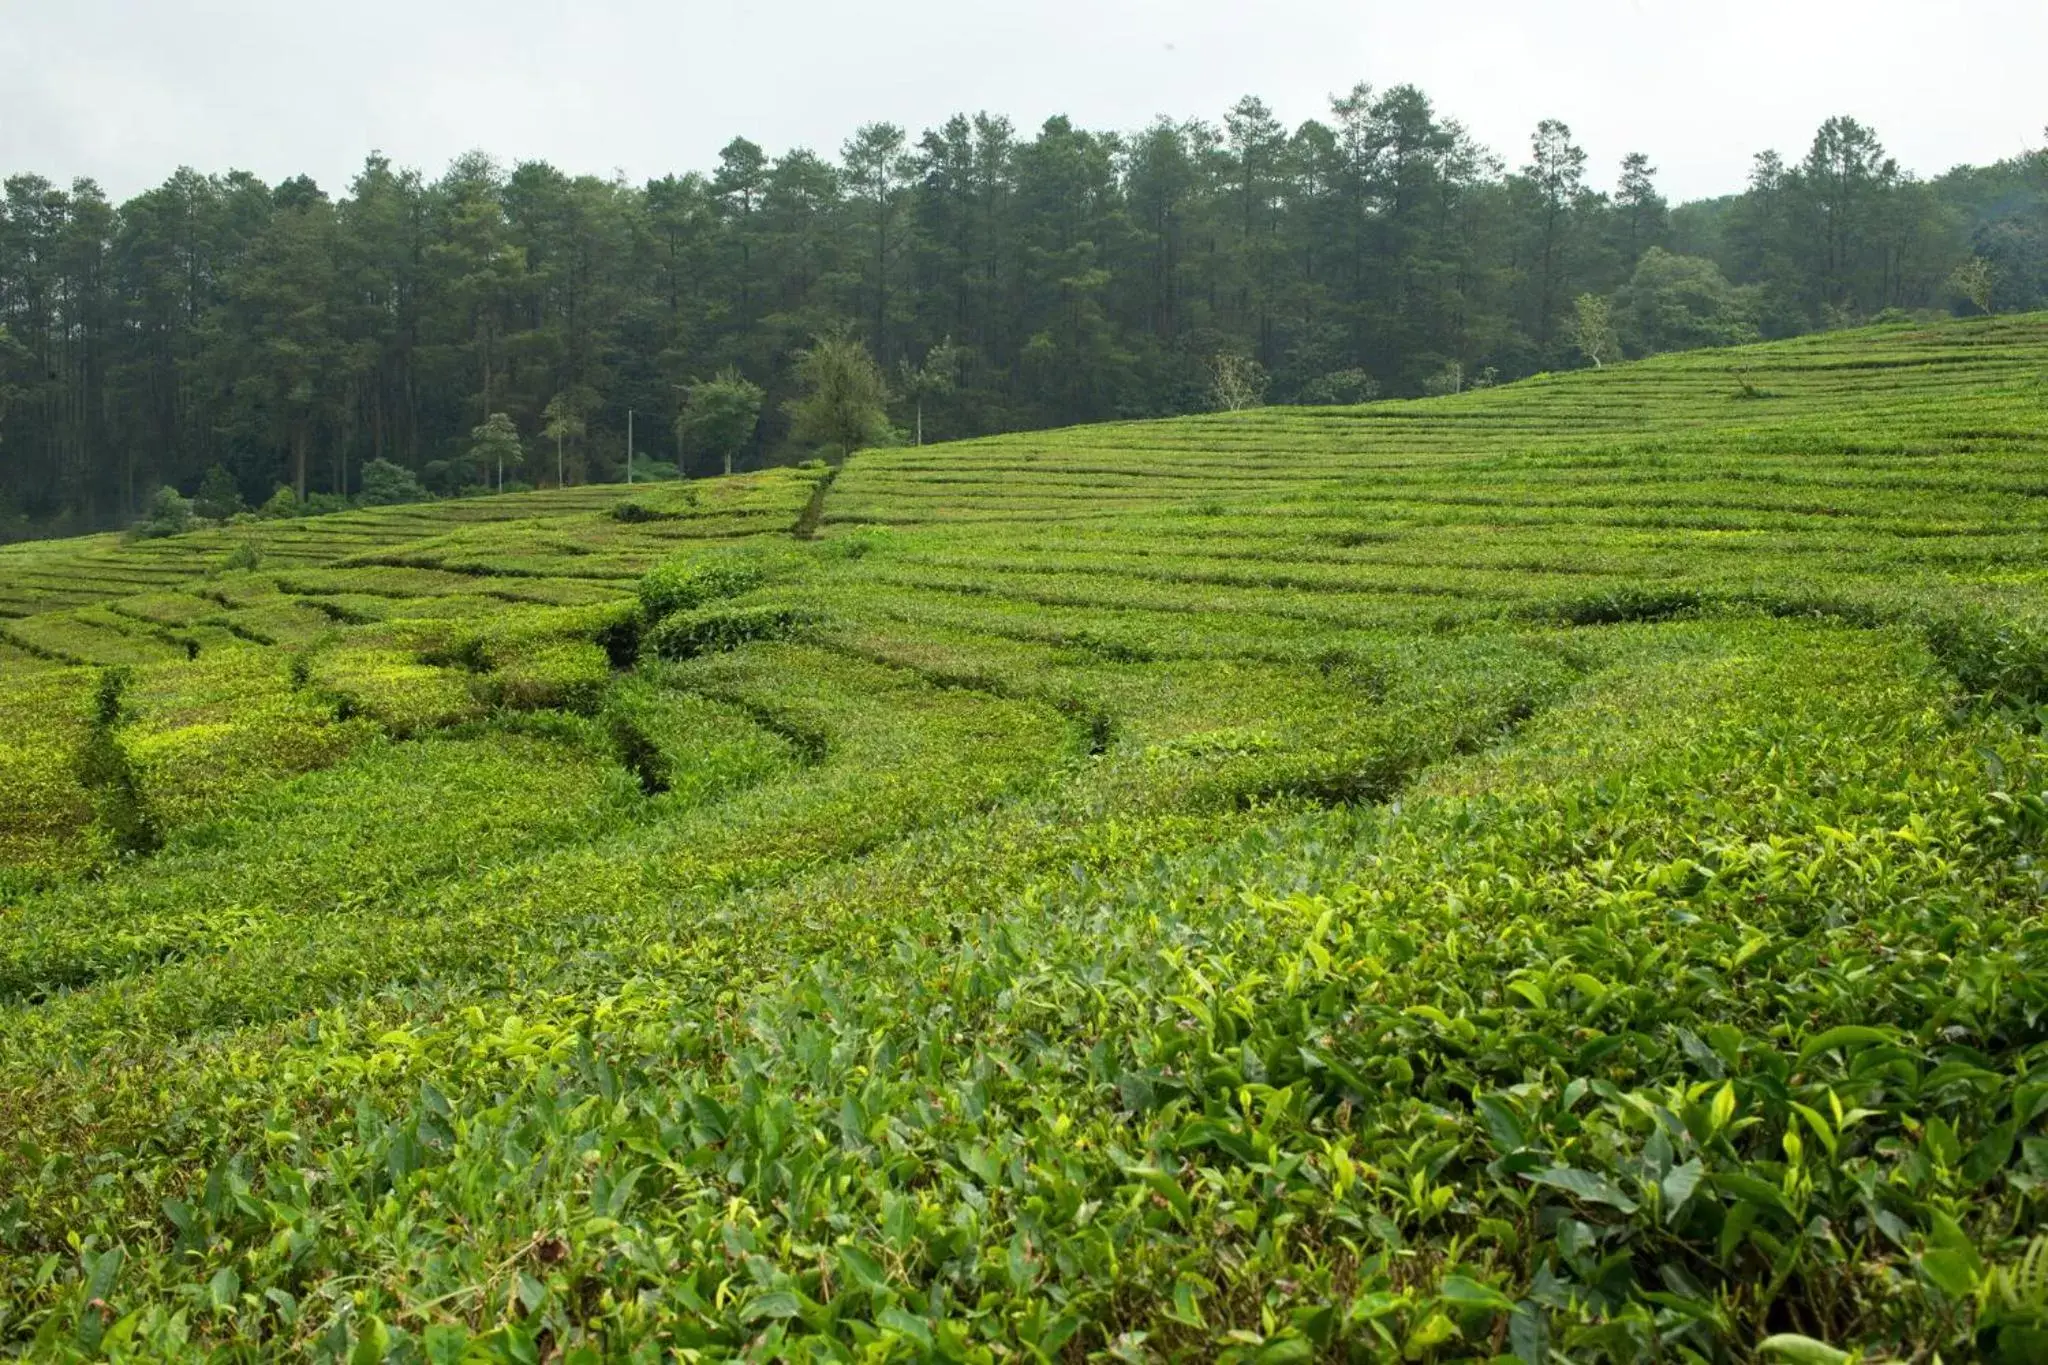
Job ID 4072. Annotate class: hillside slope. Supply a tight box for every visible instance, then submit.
[4,317,2048,1361]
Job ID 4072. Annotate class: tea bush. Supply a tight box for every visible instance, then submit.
[638,554,768,620]
[2,316,2048,1361]
[646,603,817,660]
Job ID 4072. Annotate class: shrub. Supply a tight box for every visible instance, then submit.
[1541,587,1705,626]
[258,485,300,519]
[646,604,815,659]
[1921,608,2048,710]
[9,314,2048,1363]
[193,464,245,520]
[359,458,429,506]
[1295,368,1381,405]
[476,640,611,712]
[592,608,643,669]
[637,554,766,620]
[72,667,160,855]
[1731,364,1780,399]
[816,526,889,560]
[787,332,892,461]
[130,486,193,539]
[626,456,681,482]
[605,710,670,794]
[608,501,678,523]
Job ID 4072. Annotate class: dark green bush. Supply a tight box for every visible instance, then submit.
[72,668,160,856]
[129,486,193,539]
[193,464,245,520]
[1922,608,2048,711]
[593,613,642,669]
[604,713,670,794]
[1540,587,1705,626]
[646,604,814,659]
[359,459,429,506]
[608,501,679,524]
[1295,368,1382,405]
[637,555,766,620]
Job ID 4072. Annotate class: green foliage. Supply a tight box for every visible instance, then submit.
[788,333,892,461]
[1569,291,1619,367]
[129,486,193,540]
[1951,256,1999,316]
[257,484,299,519]
[540,387,595,488]
[357,458,428,506]
[1421,360,1469,396]
[637,553,767,620]
[676,368,765,477]
[1617,249,1761,355]
[1921,607,2048,711]
[646,603,817,659]
[626,454,681,482]
[600,680,793,799]
[1295,368,1381,405]
[217,540,262,573]
[2,318,2048,1360]
[71,667,161,855]
[898,337,965,444]
[466,412,523,492]
[606,498,684,523]
[417,458,478,497]
[191,464,243,521]
[0,322,23,431]
[12,106,2048,537]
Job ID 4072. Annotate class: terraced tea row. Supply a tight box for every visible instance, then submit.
[2,316,2048,1361]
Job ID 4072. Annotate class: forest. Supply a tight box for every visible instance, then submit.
[1,87,2044,538]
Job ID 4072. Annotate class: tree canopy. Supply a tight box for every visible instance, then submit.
[787,334,892,462]
[466,413,523,493]
[2,100,2042,539]
[676,370,766,477]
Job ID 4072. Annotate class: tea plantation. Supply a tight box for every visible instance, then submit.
[4,316,2048,1362]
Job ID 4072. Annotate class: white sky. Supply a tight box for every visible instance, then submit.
[2,0,2042,204]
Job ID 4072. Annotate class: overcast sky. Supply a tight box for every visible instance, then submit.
[3,0,2042,205]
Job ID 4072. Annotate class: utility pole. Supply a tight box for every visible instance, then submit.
[626,408,634,486]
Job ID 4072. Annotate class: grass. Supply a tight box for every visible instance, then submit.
[1,317,2047,1361]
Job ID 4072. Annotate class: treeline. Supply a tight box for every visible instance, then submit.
[2,87,2044,537]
